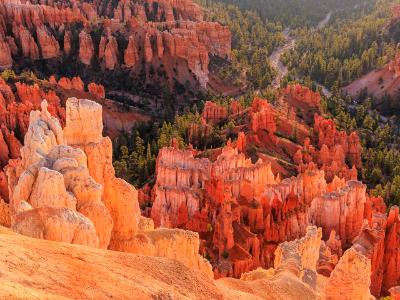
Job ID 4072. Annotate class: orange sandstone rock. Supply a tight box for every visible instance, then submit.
[0,36,12,69]
[79,30,94,65]
[36,26,60,59]
[88,83,105,98]
[8,101,112,248]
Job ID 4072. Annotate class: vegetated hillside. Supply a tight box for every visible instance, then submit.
[276,1,400,209]
[207,0,376,28]
[197,0,285,91]
[343,7,400,112]
[282,0,396,90]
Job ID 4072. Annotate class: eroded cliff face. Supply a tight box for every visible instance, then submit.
[0,0,231,89]
[1,96,212,278]
[7,100,105,248]
[294,114,361,182]
[150,133,365,278]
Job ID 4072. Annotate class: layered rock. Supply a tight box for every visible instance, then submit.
[151,138,332,276]
[250,98,277,138]
[311,180,367,247]
[7,101,111,248]
[0,35,12,69]
[352,218,387,296]
[36,26,60,59]
[274,226,322,276]
[0,78,64,173]
[0,197,10,226]
[324,247,372,300]
[118,227,213,278]
[57,76,85,91]
[16,26,40,60]
[124,35,139,67]
[382,206,400,294]
[201,101,228,125]
[63,98,139,248]
[282,84,321,109]
[99,35,119,70]
[295,114,361,182]
[79,31,94,65]
[62,97,212,276]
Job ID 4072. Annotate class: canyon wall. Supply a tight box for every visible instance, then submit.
[0,0,231,88]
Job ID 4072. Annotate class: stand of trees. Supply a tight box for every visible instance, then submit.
[198,0,285,90]
[208,0,376,28]
[282,1,397,89]
[321,88,400,207]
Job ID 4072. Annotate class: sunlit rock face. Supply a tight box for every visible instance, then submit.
[1,96,212,277]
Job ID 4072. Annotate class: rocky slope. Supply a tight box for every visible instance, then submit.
[343,53,400,104]
[0,224,377,299]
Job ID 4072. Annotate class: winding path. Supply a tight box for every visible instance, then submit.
[269,11,332,97]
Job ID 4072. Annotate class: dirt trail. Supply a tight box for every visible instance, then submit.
[270,11,332,96]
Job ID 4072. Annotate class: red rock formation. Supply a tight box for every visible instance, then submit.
[71,77,84,91]
[250,98,276,139]
[382,206,400,294]
[188,118,212,146]
[124,35,139,67]
[0,78,65,179]
[311,180,367,247]
[36,26,60,59]
[0,35,12,69]
[295,114,361,181]
[63,30,72,55]
[0,0,231,89]
[58,77,72,90]
[81,2,98,21]
[88,83,106,98]
[236,132,246,153]
[201,101,227,124]
[229,100,242,115]
[390,286,400,300]
[79,30,94,65]
[99,35,119,70]
[17,26,40,60]
[352,217,387,297]
[151,137,333,276]
[282,84,321,109]
[0,0,84,30]
[324,246,372,300]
